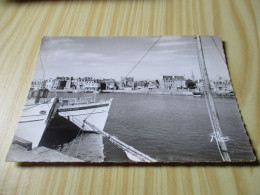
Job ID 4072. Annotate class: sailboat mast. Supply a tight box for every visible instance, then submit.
[196,35,231,162]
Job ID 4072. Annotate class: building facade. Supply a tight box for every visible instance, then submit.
[120,77,134,89]
[102,79,116,90]
[162,75,174,89]
[211,79,233,93]
[31,80,45,90]
[173,76,186,89]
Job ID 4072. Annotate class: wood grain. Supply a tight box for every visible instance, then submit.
[0,0,259,194]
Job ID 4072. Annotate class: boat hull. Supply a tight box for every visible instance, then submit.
[15,98,57,148]
[58,99,113,132]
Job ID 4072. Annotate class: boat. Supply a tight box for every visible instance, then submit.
[9,36,161,162]
[56,96,113,162]
[57,97,113,133]
[14,89,58,148]
[12,88,113,150]
[192,89,202,96]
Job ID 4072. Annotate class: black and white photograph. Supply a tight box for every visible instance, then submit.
[6,36,256,163]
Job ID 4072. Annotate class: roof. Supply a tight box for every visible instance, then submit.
[83,77,93,79]
[103,79,115,82]
[163,76,173,80]
[125,77,134,81]
[174,76,185,80]
[55,77,66,80]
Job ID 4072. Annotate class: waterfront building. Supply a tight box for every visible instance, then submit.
[147,81,157,89]
[211,79,233,93]
[86,78,99,91]
[196,79,204,92]
[65,78,72,89]
[53,77,68,90]
[31,80,45,90]
[136,80,148,89]
[196,79,216,92]
[120,76,134,90]
[83,79,99,91]
[45,78,54,90]
[154,80,160,88]
[162,75,174,89]
[173,76,186,89]
[102,79,116,90]
[64,77,99,91]
[64,77,78,89]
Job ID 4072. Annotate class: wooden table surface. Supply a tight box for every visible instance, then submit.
[0,0,259,194]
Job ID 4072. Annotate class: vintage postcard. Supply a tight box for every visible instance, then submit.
[6,36,256,164]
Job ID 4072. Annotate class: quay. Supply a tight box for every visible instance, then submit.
[6,137,83,162]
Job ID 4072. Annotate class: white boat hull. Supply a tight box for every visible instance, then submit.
[58,99,113,132]
[15,98,57,148]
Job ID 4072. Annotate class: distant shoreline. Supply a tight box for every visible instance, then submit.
[50,89,235,98]
[102,89,194,96]
[102,89,235,98]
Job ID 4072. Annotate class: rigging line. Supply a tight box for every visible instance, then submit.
[83,106,98,122]
[210,36,227,65]
[102,38,161,96]
[125,36,161,77]
[39,51,46,81]
[65,112,83,156]
[76,132,84,158]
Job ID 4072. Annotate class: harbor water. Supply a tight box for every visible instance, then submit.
[99,93,255,162]
[42,92,255,162]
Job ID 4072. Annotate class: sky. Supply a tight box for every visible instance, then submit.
[33,36,230,81]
